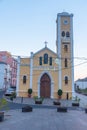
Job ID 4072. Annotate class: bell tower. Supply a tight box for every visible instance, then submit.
[56,12,74,98]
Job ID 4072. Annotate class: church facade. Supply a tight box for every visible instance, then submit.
[16,12,74,99]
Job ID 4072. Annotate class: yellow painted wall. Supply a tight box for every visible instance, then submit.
[32,48,59,97]
[60,16,72,99]
[61,17,70,31]
[18,49,60,98]
[18,58,30,97]
[18,15,73,99]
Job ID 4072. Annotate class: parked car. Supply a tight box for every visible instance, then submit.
[5,87,15,96]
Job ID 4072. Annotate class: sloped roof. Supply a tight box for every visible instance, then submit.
[75,77,87,82]
[57,12,73,17]
[33,46,57,56]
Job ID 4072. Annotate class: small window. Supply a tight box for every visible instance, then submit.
[61,31,65,37]
[66,32,70,37]
[65,58,68,67]
[65,76,68,85]
[49,57,52,66]
[64,45,68,52]
[23,75,26,84]
[39,57,42,65]
[44,53,48,64]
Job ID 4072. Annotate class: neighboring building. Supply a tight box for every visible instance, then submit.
[10,58,17,88]
[0,62,7,89]
[0,62,11,89]
[16,12,74,99]
[0,51,17,88]
[75,77,87,90]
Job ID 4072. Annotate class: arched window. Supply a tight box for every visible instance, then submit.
[61,31,65,37]
[44,53,48,64]
[64,45,68,52]
[39,57,42,65]
[49,57,52,65]
[23,75,26,84]
[65,58,68,67]
[65,76,68,85]
[66,32,70,37]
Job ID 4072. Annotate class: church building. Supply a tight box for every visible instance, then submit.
[16,12,74,99]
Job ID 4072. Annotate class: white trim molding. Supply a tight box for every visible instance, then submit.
[16,56,20,97]
[70,15,74,97]
[30,52,33,89]
[57,15,62,90]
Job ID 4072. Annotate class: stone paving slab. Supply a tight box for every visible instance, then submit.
[0,109,87,130]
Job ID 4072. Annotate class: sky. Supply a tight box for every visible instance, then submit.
[0,0,87,81]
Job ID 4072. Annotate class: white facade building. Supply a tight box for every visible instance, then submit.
[0,62,7,89]
[75,78,87,89]
[0,62,11,89]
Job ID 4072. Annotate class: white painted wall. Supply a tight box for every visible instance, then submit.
[75,81,87,89]
[0,62,11,89]
[0,63,7,89]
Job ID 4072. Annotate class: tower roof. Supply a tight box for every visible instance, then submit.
[57,12,73,17]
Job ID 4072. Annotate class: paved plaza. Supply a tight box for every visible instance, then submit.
[0,109,87,130]
[1,93,87,130]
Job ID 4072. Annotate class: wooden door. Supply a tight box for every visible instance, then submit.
[40,73,51,98]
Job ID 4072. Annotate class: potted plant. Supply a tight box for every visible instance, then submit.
[54,89,63,105]
[57,89,63,99]
[22,105,33,112]
[72,96,80,106]
[0,98,8,122]
[28,88,32,97]
[10,92,16,101]
[56,89,67,112]
[34,96,44,104]
[53,100,61,105]
[53,89,63,106]
[57,106,67,112]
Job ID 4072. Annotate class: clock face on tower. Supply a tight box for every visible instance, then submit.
[63,19,68,25]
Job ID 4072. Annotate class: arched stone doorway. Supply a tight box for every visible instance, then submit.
[40,73,51,98]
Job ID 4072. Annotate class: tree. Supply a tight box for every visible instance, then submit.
[57,89,63,99]
[28,88,33,97]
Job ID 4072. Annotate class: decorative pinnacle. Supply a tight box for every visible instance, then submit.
[44,41,48,47]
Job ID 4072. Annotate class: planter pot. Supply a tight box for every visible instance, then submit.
[57,107,67,112]
[28,94,31,98]
[53,101,61,105]
[72,102,79,107]
[83,94,87,96]
[35,100,42,104]
[0,112,4,122]
[85,108,87,113]
[22,106,32,112]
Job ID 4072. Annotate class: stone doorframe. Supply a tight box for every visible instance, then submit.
[38,71,54,98]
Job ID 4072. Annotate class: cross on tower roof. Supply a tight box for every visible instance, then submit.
[44,41,48,47]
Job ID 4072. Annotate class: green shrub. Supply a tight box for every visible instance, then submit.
[0,98,8,111]
[75,96,80,102]
[57,89,63,96]
[12,92,16,98]
[33,96,44,102]
[28,88,32,94]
